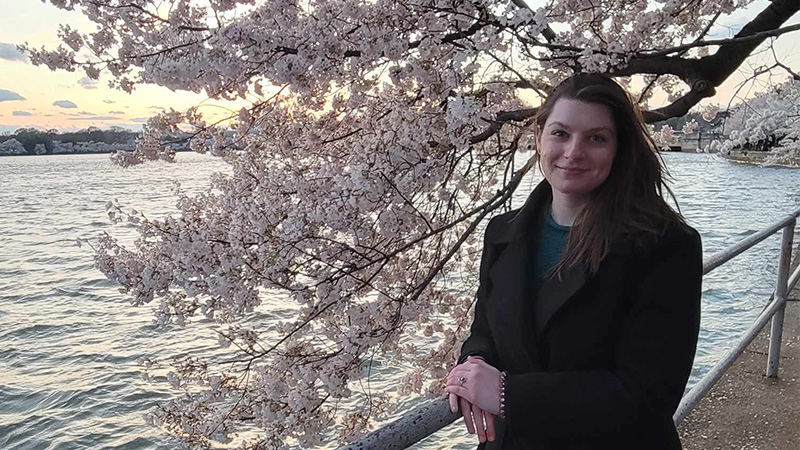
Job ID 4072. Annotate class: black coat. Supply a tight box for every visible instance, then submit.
[459,182,703,450]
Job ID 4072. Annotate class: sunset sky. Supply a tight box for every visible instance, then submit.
[0,0,798,135]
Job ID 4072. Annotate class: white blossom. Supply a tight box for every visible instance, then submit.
[715,79,800,166]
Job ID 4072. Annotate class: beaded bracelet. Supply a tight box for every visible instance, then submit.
[499,370,508,419]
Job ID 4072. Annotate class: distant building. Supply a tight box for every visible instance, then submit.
[652,111,730,152]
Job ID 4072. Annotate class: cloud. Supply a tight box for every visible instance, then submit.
[13,110,33,116]
[131,117,150,123]
[108,110,125,114]
[0,43,27,62]
[77,111,94,116]
[68,116,119,121]
[103,100,115,104]
[53,100,78,108]
[0,89,25,102]
[78,77,98,89]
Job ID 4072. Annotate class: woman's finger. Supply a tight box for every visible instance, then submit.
[449,392,459,414]
[485,412,496,442]
[445,376,471,388]
[446,367,470,382]
[460,397,475,435]
[472,405,487,443]
[445,366,459,378]
[444,385,472,403]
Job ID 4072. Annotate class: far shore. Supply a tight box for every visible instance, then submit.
[0,150,130,157]
[0,148,196,157]
[717,151,800,169]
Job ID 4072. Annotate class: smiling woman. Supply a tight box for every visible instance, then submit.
[537,99,618,226]
[445,73,703,450]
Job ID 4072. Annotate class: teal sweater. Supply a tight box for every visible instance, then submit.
[533,212,571,283]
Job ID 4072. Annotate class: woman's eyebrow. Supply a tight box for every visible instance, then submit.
[548,121,615,133]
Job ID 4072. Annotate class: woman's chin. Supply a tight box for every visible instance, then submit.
[550,181,598,198]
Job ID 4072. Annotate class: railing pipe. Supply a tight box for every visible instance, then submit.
[336,400,457,450]
[674,257,800,424]
[702,209,800,275]
[766,219,795,377]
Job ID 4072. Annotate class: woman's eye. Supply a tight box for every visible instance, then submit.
[551,130,567,137]
[590,135,607,142]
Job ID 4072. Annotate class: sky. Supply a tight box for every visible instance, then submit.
[0,0,798,135]
[0,0,232,134]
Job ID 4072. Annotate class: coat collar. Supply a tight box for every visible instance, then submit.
[486,180,591,340]
[486,179,553,245]
[486,180,639,258]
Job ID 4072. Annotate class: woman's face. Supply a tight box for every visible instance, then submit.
[538,98,617,202]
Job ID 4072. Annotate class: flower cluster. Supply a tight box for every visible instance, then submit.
[714,79,800,166]
[652,124,678,150]
[682,119,699,136]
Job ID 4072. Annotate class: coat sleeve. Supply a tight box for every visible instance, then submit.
[504,227,703,438]
[458,218,501,366]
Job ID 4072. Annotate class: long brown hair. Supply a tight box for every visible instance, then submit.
[537,73,685,276]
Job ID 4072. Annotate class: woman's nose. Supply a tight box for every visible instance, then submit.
[563,139,584,159]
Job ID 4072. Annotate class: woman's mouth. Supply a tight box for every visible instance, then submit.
[557,166,588,174]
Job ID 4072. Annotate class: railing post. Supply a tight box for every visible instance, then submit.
[766,218,795,377]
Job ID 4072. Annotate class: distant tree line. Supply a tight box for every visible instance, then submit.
[0,126,139,155]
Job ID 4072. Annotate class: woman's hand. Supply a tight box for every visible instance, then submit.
[444,356,501,443]
[446,356,503,414]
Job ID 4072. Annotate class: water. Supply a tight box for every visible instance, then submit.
[0,152,798,449]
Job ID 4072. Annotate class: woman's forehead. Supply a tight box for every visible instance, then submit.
[545,98,616,132]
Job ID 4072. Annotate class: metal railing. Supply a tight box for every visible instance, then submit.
[337,208,800,450]
[674,210,798,422]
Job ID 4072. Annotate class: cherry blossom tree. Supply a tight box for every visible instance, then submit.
[25,0,800,447]
[710,77,800,166]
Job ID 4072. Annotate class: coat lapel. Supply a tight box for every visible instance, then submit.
[487,234,538,367]
[485,181,549,371]
[534,262,588,337]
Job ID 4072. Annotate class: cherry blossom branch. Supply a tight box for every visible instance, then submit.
[638,23,800,58]
[470,108,538,143]
[403,153,535,309]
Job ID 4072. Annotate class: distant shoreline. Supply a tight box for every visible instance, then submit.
[716,151,800,169]
[0,148,196,157]
[0,150,130,157]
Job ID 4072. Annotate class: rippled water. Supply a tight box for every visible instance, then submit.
[1,152,798,449]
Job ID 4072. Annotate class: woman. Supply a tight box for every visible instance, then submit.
[443,73,703,450]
